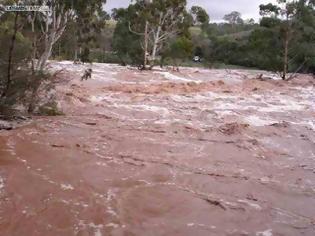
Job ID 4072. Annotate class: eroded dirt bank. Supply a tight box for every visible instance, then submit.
[0,61,315,236]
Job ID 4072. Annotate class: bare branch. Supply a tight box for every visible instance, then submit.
[287,59,307,81]
[129,21,145,36]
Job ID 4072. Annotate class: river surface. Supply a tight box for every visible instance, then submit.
[0,62,315,235]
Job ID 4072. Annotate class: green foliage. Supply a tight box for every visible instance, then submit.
[89,50,121,64]
[257,0,315,74]
[169,37,193,60]
[260,17,281,28]
[247,28,283,70]
[73,1,108,63]
[112,0,192,67]
[0,10,61,115]
[223,11,244,25]
[206,22,259,37]
[190,6,210,25]
[112,6,143,65]
[0,12,32,110]
[198,0,315,74]
[52,20,77,60]
[259,3,281,16]
[292,0,315,73]
[159,36,193,68]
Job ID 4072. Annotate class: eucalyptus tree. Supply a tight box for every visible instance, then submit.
[293,0,315,74]
[128,0,191,69]
[1,0,107,113]
[190,6,210,25]
[259,0,315,79]
[223,11,244,25]
[26,0,106,71]
[112,6,144,65]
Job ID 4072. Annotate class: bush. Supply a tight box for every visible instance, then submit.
[0,13,60,117]
[38,101,64,116]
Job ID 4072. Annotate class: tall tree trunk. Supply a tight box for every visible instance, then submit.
[143,21,149,69]
[31,12,37,73]
[1,12,19,98]
[79,46,82,63]
[36,33,55,71]
[74,48,78,61]
[35,5,68,71]
[27,77,40,113]
[58,43,61,57]
[151,25,161,66]
[74,35,79,61]
[29,13,38,113]
[283,30,289,80]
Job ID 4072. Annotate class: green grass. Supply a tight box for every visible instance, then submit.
[218,30,253,40]
[106,20,117,29]
[189,26,202,36]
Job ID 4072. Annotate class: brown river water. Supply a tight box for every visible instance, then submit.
[0,62,315,235]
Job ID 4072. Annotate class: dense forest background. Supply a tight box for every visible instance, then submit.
[53,0,315,76]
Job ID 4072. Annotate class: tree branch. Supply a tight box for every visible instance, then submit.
[128,21,145,36]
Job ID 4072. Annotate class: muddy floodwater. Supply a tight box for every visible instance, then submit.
[1,61,315,236]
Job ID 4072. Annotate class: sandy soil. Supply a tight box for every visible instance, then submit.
[0,61,315,236]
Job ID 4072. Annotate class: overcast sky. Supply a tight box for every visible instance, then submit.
[104,0,277,22]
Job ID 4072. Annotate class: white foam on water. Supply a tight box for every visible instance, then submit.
[76,220,104,236]
[88,223,104,236]
[110,104,169,116]
[57,60,74,65]
[259,100,306,112]
[96,162,107,167]
[306,120,315,130]
[133,104,169,115]
[216,110,236,116]
[92,74,116,82]
[154,71,201,83]
[106,189,116,202]
[213,94,309,113]
[0,176,4,192]
[291,120,315,131]
[94,229,102,236]
[48,61,123,77]
[187,223,215,229]
[269,75,282,80]
[237,199,262,210]
[106,207,118,217]
[60,183,74,190]
[93,62,122,69]
[105,223,119,228]
[90,95,106,103]
[244,115,277,127]
[256,229,273,236]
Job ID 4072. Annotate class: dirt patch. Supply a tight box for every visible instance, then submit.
[218,122,250,135]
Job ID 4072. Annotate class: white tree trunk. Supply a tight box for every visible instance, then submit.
[147,10,180,68]
[36,35,55,71]
[143,21,149,69]
[151,25,161,62]
[34,2,69,71]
